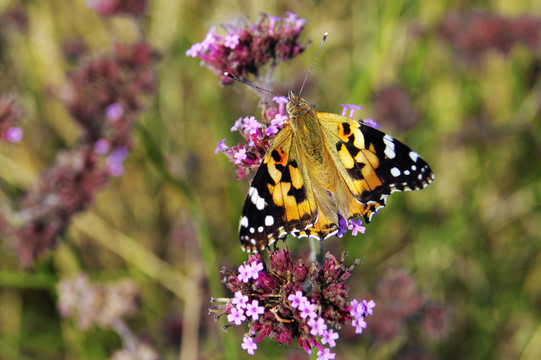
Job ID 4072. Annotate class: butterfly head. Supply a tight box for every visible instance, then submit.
[287,91,310,117]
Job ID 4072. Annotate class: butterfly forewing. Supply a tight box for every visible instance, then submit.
[317,112,433,205]
[239,125,321,252]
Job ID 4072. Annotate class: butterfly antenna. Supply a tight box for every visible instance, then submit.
[298,32,328,96]
[224,72,281,97]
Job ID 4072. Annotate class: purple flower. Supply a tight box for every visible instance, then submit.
[241,336,257,355]
[349,299,363,318]
[215,138,228,154]
[335,215,366,238]
[299,300,317,319]
[271,113,287,128]
[352,316,367,334]
[248,260,263,279]
[340,103,363,119]
[268,15,281,35]
[363,299,376,316]
[264,125,279,136]
[308,317,327,336]
[227,306,246,325]
[237,263,252,283]
[231,291,249,309]
[5,126,22,143]
[200,26,218,51]
[245,300,265,320]
[233,148,247,165]
[94,139,110,154]
[242,116,261,135]
[231,117,243,131]
[224,34,240,49]
[272,95,289,115]
[321,329,339,348]
[185,42,201,57]
[363,118,380,129]
[287,290,306,309]
[317,348,336,360]
[105,102,123,121]
[106,147,129,177]
[348,218,366,236]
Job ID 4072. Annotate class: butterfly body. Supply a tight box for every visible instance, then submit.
[239,91,434,252]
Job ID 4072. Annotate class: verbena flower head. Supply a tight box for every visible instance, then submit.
[63,41,157,146]
[363,269,449,342]
[186,13,307,85]
[14,147,108,267]
[86,0,148,17]
[215,96,288,178]
[372,84,417,131]
[438,11,541,62]
[210,248,375,356]
[57,274,139,330]
[336,214,367,239]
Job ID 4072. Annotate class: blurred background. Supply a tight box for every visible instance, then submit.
[1,0,541,359]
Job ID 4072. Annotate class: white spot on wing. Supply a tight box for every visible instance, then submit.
[390,167,401,177]
[383,134,396,159]
[258,226,264,233]
[240,216,249,227]
[409,151,419,162]
[265,215,274,226]
[249,187,265,210]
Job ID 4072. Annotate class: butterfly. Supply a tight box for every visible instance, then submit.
[239,91,434,252]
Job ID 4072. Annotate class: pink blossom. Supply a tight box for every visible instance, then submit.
[237,263,252,283]
[227,306,246,325]
[245,300,265,320]
[241,336,257,355]
[215,138,228,154]
[321,329,339,348]
[231,291,249,309]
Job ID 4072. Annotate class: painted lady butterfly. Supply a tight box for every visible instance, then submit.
[239,91,434,252]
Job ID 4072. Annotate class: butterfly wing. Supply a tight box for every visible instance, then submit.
[239,125,322,252]
[318,111,434,222]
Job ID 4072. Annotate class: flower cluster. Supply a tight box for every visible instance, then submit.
[372,84,417,131]
[215,95,288,178]
[57,274,140,330]
[14,146,108,267]
[10,42,157,267]
[63,41,157,150]
[0,96,23,143]
[210,248,375,358]
[0,4,28,32]
[186,12,307,85]
[58,274,160,359]
[336,215,366,238]
[363,269,449,341]
[438,11,541,61]
[86,0,148,17]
